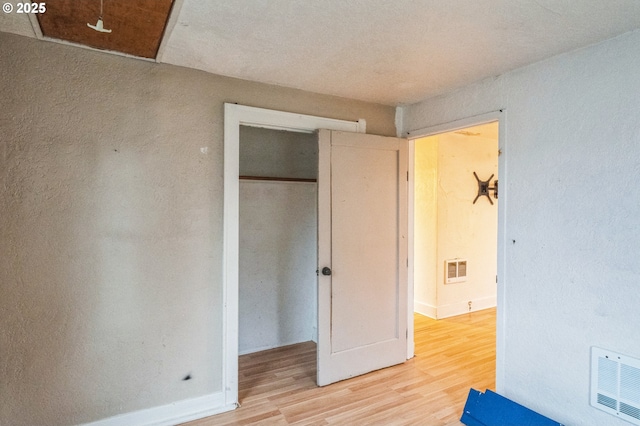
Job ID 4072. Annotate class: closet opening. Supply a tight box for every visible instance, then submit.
[237,125,318,396]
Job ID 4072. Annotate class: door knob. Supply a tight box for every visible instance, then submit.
[321,267,332,276]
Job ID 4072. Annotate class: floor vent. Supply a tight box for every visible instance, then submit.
[591,347,640,425]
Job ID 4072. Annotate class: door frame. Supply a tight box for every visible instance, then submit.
[404,109,507,391]
[222,104,366,407]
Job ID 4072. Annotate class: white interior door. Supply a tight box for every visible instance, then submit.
[317,129,408,386]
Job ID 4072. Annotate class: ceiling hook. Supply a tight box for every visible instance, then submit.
[87,0,111,33]
[87,18,112,33]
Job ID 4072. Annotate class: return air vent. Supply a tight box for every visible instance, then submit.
[591,347,640,425]
[445,259,467,284]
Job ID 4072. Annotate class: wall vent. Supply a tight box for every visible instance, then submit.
[445,259,467,284]
[591,347,640,425]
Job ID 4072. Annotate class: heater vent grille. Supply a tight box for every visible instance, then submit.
[598,394,617,410]
[445,259,467,284]
[621,403,640,420]
[591,347,640,425]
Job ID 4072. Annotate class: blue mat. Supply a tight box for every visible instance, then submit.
[460,389,564,426]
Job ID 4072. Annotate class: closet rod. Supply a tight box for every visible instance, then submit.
[239,176,317,183]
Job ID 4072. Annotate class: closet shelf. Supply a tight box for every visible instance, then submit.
[239,175,317,183]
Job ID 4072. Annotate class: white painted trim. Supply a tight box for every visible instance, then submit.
[223,105,241,410]
[414,300,437,319]
[223,104,366,408]
[404,111,502,139]
[226,104,366,134]
[80,392,234,426]
[415,297,496,320]
[495,109,508,393]
[407,138,416,359]
[405,109,506,390]
[356,119,367,133]
[435,296,497,319]
[239,338,315,356]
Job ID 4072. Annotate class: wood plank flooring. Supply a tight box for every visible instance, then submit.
[183,308,496,425]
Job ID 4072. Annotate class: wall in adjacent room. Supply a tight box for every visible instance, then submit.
[413,131,498,319]
[435,131,498,317]
[413,136,438,317]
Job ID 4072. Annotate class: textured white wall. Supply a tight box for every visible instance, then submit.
[403,29,640,426]
[239,181,317,354]
[0,32,396,426]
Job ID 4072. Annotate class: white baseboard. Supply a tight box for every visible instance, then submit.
[80,391,236,426]
[414,300,437,319]
[239,337,316,356]
[436,295,496,319]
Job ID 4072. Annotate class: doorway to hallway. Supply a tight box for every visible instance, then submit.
[412,121,499,319]
[410,120,500,396]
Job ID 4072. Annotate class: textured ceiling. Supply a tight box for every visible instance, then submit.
[2,0,640,105]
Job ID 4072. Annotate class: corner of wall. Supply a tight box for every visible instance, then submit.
[414,300,437,319]
[395,105,406,138]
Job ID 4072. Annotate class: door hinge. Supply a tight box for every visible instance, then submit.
[407,171,409,181]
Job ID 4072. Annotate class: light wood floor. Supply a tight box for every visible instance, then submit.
[184,308,496,426]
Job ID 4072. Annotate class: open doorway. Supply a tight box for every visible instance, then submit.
[410,120,499,393]
[413,121,499,319]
